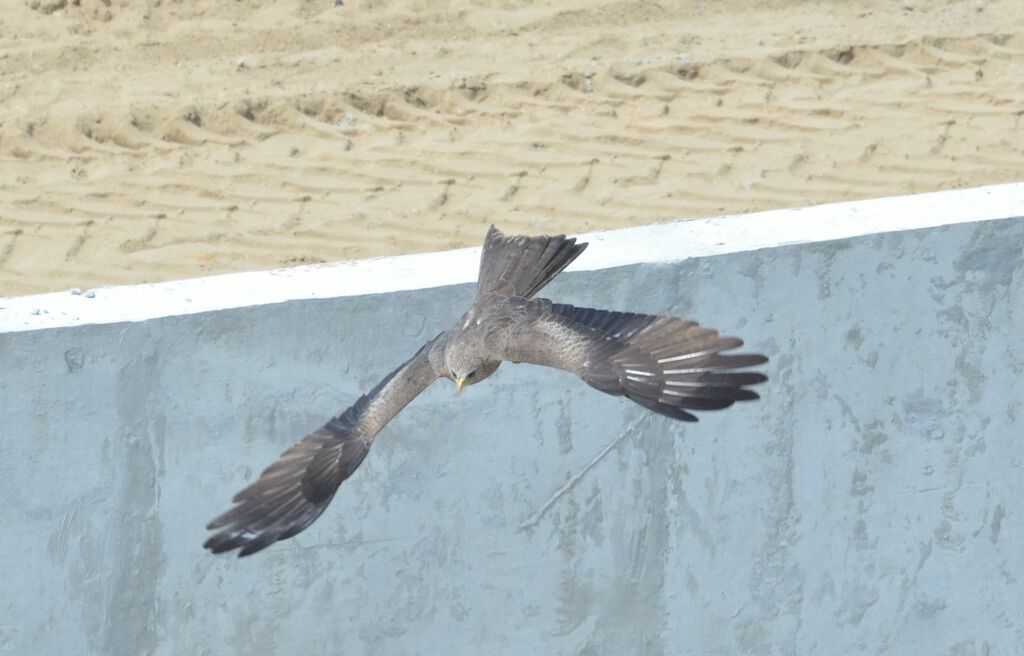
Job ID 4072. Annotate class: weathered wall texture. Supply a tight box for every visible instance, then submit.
[1,217,1021,656]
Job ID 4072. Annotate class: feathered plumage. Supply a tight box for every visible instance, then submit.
[205,225,767,556]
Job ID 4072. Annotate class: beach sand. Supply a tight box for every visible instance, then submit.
[2,0,1022,296]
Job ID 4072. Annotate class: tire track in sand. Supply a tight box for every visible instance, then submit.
[1,3,1023,294]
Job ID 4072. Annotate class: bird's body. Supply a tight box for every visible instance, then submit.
[205,226,768,556]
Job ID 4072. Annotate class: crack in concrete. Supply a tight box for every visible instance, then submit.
[518,413,652,532]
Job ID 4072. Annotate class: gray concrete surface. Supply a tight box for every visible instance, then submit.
[1,215,1022,655]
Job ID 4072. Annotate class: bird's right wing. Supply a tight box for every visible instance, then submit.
[494,300,767,422]
[204,335,445,557]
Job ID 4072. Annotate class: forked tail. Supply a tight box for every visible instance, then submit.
[475,225,587,299]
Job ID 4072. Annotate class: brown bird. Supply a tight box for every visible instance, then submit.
[205,226,768,556]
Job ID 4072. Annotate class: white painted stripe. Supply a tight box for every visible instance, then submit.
[2,182,1022,333]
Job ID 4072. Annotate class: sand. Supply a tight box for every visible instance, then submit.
[1,0,1022,296]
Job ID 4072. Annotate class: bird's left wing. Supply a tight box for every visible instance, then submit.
[204,335,445,557]
[491,299,767,422]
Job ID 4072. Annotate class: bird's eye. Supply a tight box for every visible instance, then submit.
[466,370,476,379]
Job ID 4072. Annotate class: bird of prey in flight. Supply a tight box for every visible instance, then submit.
[205,226,767,556]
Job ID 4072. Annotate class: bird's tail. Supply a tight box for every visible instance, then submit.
[475,225,587,299]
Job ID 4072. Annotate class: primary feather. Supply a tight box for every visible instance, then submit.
[204,338,443,556]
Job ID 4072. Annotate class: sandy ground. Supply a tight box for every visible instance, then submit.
[1,0,1022,296]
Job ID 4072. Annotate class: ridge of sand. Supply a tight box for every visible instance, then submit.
[1,0,1023,296]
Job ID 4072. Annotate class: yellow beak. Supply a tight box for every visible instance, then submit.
[456,377,467,394]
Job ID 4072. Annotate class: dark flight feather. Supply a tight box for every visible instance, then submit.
[204,340,441,556]
[496,301,767,422]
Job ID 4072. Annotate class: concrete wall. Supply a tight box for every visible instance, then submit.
[1,186,1022,656]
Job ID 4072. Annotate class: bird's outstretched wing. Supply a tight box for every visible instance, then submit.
[204,336,444,557]
[475,225,587,300]
[493,300,767,422]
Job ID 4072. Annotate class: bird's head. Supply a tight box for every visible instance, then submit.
[446,348,501,394]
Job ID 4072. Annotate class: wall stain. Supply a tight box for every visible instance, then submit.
[989,504,1004,545]
[100,350,167,656]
